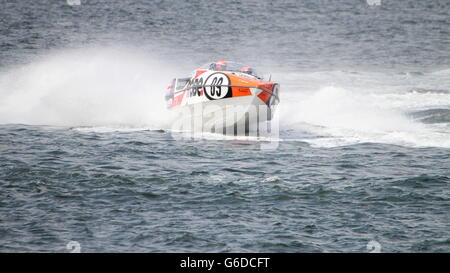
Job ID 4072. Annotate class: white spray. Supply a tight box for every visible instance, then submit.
[1,51,449,148]
[0,47,175,129]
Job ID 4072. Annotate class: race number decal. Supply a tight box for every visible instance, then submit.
[189,77,203,97]
[204,73,231,100]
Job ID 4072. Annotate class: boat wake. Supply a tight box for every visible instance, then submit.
[0,48,449,148]
[278,71,450,148]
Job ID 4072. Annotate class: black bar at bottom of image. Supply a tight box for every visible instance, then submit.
[0,253,446,272]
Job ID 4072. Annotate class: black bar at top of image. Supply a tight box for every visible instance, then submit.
[0,253,447,272]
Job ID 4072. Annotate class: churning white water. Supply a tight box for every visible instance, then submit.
[278,70,450,148]
[0,48,449,148]
[0,47,174,129]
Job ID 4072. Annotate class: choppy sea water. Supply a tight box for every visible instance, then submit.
[0,0,449,252]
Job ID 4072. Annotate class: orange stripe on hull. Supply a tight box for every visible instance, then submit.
[228,73,258,98]
[232,86,252,97]
[257,91,271,104]
[257,83,275,105]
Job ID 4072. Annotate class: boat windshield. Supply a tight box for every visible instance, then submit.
[198,61,264,80]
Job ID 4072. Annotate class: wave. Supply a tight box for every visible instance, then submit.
[279,83,450,148]
[409,108,450,124]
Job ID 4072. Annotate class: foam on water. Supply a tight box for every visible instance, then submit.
[279,70,450,148]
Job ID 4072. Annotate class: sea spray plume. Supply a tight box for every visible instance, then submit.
[0,47,176,129]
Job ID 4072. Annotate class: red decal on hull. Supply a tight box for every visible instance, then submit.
[171,92,185,107]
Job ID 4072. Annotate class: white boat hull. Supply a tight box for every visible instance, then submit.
[170,90,276,136]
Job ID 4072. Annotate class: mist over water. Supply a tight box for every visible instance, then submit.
[0,47,175,128]
[1,0,449,253]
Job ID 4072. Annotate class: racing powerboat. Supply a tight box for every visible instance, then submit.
[165,60,280,136]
